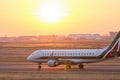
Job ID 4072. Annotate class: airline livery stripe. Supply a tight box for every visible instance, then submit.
[36,56,101,59]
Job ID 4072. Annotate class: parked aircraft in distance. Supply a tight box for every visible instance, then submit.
[27,31,120,71]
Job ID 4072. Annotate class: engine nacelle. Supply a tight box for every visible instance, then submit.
[47,60,60,67]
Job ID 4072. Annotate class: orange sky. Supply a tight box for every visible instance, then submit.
[0,0,120,36]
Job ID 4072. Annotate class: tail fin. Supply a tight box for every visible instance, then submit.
[104,31,120,58]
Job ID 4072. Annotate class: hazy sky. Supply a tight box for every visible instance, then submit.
[0,0,120,36]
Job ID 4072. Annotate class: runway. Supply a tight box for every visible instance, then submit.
[0,63,120,80]
[0,63,120,73]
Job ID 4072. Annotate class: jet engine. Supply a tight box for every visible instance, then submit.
[47,60,60,67]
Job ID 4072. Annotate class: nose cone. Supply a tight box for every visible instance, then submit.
[27,55,33,61]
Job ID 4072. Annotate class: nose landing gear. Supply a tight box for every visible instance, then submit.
[38,63,41,71]
[78,64,84,69]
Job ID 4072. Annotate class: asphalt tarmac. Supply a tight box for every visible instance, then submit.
[0,63,120,73]
[0,62,120,80]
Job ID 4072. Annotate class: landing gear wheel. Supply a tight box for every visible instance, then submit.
[38,63,41,71]
[66,64,71,71]
[79,64,84,69]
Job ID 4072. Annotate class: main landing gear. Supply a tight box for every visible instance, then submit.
[78,64,84,69]
[38,63,41,71]
[65,63,84,70]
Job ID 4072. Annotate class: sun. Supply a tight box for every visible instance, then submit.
[35,2,66,23]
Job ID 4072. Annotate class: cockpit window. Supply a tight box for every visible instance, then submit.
[31,53,35,55]
[32,50,41,55]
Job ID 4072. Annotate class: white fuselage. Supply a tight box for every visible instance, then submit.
[27,49,105,64]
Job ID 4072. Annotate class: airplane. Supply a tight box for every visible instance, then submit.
[27,31,120,71]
